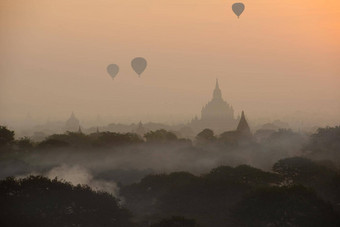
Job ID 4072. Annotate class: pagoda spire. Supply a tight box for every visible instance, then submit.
[213,78,222,100]
[136,121,146,136]
[236,111,251,135]
[78,125,82,134]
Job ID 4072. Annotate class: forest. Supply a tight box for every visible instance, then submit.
[1,126,340,226]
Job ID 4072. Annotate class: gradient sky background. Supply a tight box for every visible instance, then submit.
[1,0,339,126]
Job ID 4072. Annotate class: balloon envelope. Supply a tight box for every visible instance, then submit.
[131,57,147,76]
[107,64,119,79]
[232,3,245,18]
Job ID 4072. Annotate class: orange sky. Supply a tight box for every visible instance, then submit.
[0,0,339,126]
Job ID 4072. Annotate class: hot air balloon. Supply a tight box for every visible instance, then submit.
[107,64,119,79]
[232,3,245,18]
[131,57,147,77]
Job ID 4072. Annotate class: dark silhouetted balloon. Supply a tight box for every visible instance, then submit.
[107,64,119,79]
[131,57,147,77]
[232,3,245,18]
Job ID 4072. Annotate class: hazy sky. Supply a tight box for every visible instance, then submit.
[1,0,339,125]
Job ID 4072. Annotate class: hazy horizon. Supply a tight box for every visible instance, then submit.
[1,0,339,129]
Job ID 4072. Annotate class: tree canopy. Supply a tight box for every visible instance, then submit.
[0,126,15,148]
[0,176,133,227]
[231,185,340,227]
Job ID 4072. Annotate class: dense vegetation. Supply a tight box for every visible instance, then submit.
[0,126,340,226]
[120,161,340,226]
[0,176,132,227]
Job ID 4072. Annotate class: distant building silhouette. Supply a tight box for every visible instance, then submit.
[78,125,82,134]
[219,110,253,144]
[135,121,147,137]
[190,79,238,133]
[65,112,80,132]
[237,111,251,137]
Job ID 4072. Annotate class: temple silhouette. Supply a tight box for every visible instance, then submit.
[63,80,251,138]
[65,112,80,132]
[190,79,239,133]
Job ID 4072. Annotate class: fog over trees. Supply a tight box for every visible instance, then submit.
[1,125,340,226]
[1,1,339,226]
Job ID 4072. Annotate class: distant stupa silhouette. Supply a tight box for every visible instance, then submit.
[78,125,82,134]
[190,79,238,133]
[237,111,250,132]
[135,121,146,136]
[236,111,251,137]
[65,112,80,132]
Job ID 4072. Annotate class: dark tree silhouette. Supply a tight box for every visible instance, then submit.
[0,126,15,148]
[37,131,143,149]
[206,165,282,186]
[231,185,340,227]
[151,216,200,227]
[121,172,198,217]
[93,132,142,147]
[304,126,340,163]
[273,157,322,181]
[144,129,178,143]
[0,176,134,227]
[37,138,70,149]
[273,157,340,208]
[121,165,282,227]
[195,129,215,145]
[46,132,91,148]
[15,137,34,151]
